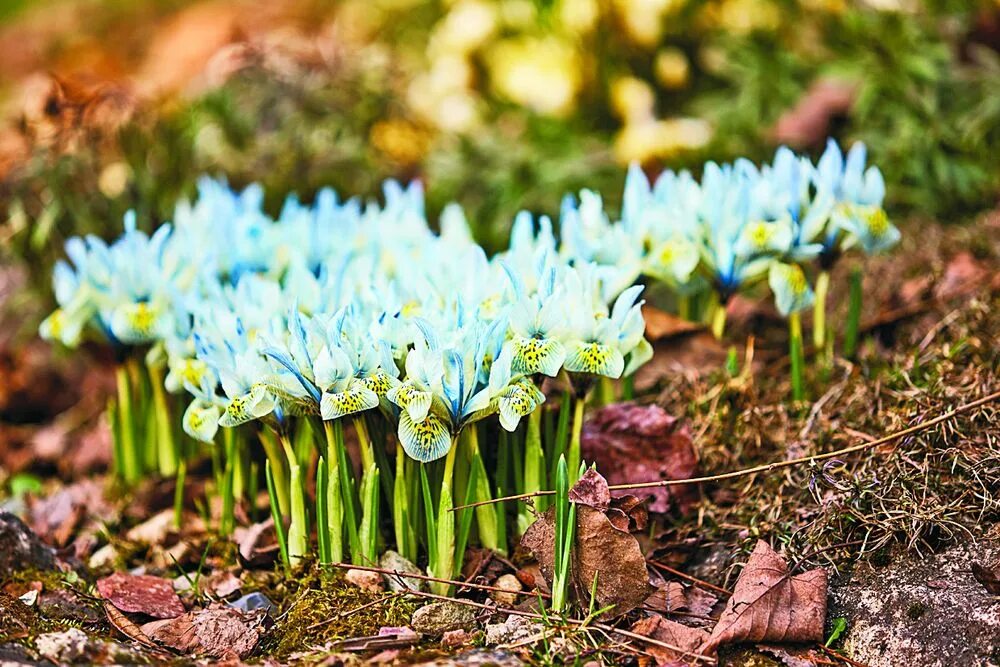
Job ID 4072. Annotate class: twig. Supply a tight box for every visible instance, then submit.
[452,389,1000,511]
[324,561,549,599]
[305,592,406,631]
[396,587,716,663]
[646,560,733,596]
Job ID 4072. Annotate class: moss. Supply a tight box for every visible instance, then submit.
[263,567,419,658]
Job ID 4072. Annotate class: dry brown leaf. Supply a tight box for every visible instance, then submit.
[568,468,611,510]
[580,404,698,514]
[771,78,856,147]
[971,561,1000,595]
[702,541,827,653]
[521,505,654,617]
[630,614,709,665]
[103,601,160,650]
[644,581,687,613]
[141,606,264,659]
[642,305,703,341]
[97,572,185,619]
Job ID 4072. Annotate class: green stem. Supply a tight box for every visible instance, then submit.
[843,268,863,359]
[220,427,236,536]
[393,442,411,561]
[147,361,177,477]
[323,421,346,564]
[114,363,140,484]
[173,458,186,530]
[519,409,545,534]
[279,433,308,566]
[711,300,727,340]
[567,397,586,485]
[258,429,290,518]
[789,311,805,402]
[678,294,691,321]
[354,416,374,473]
[432,442,459,595]
[466,427,500,553]
[813,270,830,354]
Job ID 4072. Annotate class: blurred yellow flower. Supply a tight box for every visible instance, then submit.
[98,162,131,198]
[613,117,711,163]
[498,0,538,28]
[370,119,430,166]
[557,0,600,34]
[428,0,497,56]
[655,48,690,89]
[613,0,687,47]
[486,37,582,116]
[610,76,655,123]
[712,0,780,34]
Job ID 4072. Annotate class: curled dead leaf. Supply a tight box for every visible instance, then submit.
[521,504,654,617]
[701,541,827,654]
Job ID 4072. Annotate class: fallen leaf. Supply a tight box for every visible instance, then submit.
[580,404,698,514]
[971,562,1000,595]
[644,581,687,613]
[934,252,989,301]
[609,495,649,532]
[683,586,719,618]
[702,541,827,653]
[630,614,709,665]
[757,643,828,667]
[236,518,279,568]
[97,573,185,619]
[141,606,264,659]
[521,505,654,617]
[568,469,611,510]
[771,78,856,147]
[103,602,159,650]
[642,305,703,341]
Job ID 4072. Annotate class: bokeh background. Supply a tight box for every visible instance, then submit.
[1,0,998,338]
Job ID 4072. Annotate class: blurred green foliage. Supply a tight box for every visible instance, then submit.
[1,0,998,322]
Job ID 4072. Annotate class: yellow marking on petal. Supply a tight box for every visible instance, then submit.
[748,221,773,249]
[512,337,565,376]
[399,411,451,462]
[866,208,889,238]
[361,372,395,397]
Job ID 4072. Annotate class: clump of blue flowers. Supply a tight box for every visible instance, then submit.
[41,138,896,591]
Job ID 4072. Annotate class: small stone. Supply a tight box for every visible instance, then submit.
[484,615,541,646]
[379,550,424,592]
[36,628,89,663]
[346,568,384,592]
[490,574,523,607]
[0,511,58,577]
[411,601,478,636]
[441,628,472,647]
[88,543,118,570]
[228,591,276,616]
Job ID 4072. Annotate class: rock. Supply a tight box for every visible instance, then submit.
[0,511,58,576]
[379,550,424,592]
[484,614,541,646]
[490,574,523,607]
[346,568,384,592]
[830,537,1000,667]
[411,601,478,636]
[36,628,89,663]
[434,648,524,666]
[228,591,276,616]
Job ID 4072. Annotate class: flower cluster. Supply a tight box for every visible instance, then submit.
[40,137,896,575]
[41,177,649,465]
